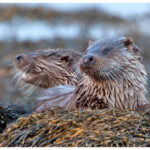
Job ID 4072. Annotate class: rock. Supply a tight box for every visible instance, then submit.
[0,104,31,133]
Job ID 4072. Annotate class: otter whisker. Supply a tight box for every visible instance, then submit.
[13,71,20,80]
[101,69,109,80]
[118,67,132,81]
[21,65,31,73]
[20,83,31,90]
[113,67,131,82]
[15,76,23,86]
[24,84,37,97]
[110,69,121,82]
[106,69,119,84]
[12,70,23,83]
[10,68,18,76]
[34,80,42,87]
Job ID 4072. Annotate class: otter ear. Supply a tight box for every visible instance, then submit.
[88,40,93,46]
[123,37,134,49]
[60,55,73,63]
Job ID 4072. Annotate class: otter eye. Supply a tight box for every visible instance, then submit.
[102,49,109,55]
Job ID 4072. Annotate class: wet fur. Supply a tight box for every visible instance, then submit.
[70,37,148,110]
[35,37,149,112]
[14,49,82,91]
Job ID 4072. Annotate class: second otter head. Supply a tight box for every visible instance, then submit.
[79,37,142,81]
[15,49,82,88]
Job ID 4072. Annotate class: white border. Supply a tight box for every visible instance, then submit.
[0,0,150,3]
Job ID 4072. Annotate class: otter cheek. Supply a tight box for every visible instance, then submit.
[22,73,34,83]
[32,67,42,73]
[35,67,42,73]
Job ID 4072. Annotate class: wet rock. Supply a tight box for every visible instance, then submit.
[0,104,31,133]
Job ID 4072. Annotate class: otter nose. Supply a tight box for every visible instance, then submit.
[82,55,95,64]
[16,54,23,61]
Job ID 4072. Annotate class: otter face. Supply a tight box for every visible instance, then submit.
[15,49,82,88]
[79,37,141,81]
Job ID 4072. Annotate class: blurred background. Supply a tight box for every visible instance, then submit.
[0,3,150,110]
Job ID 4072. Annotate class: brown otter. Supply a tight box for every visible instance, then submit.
[69,37,148,110]
[15,49,83,88]
[35,37,150,112]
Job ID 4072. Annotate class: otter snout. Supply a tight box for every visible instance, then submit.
[79,54,96,73]
[16,54,23,61]
[82,55,95,64]
[15,54,26,69]
[15,54,24,64]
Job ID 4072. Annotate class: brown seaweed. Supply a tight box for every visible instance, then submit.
[0,108,150,147]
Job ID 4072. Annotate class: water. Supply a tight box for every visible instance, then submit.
[0,3,149,42]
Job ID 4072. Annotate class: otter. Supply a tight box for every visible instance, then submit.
[15,49,83,88]
[35,37,150,112]
[70,37,148,110]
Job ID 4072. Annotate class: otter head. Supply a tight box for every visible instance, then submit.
[79,37,143,82]
[15,49,82,88]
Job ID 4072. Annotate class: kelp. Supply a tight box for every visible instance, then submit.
[0,108,150,147]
